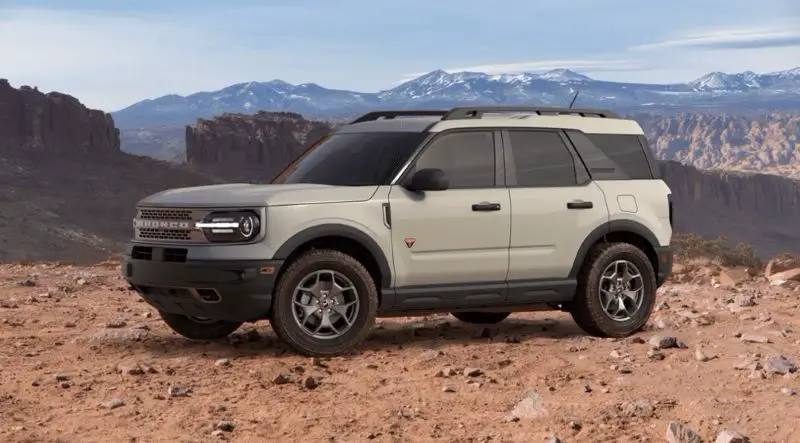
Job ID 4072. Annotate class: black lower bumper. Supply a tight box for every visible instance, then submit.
[122,255,283,322]
[654,245,674,287]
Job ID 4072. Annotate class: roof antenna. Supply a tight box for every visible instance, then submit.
[568,90,581,108]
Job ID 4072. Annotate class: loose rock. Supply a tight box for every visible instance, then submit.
[649,334,678,350]
[765,355,797,374]
[303,376,319,389]
[740,333,770,344]
[666,421,702,443]
[507,390,548,421]
[715,428,750,443]
[464,367,483,377]
[102,398,125,409]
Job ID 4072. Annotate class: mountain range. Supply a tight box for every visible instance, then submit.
[112,67,800,128]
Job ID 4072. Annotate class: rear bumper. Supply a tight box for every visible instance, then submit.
[654,245,674,287]
[121,247,282,322]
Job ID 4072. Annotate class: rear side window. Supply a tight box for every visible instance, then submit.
[584,134,654,179]
[507,130,577,187]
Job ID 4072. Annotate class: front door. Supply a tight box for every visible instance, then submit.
[387,129,511,310]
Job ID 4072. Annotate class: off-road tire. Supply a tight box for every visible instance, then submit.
[570,242,657,337]
[270,249,378,357]
[159,311,243,340]
[451,311,511,325]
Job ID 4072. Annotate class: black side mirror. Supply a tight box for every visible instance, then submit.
[405,168,449,191]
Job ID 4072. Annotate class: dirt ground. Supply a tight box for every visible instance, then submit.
[1,260,799,443]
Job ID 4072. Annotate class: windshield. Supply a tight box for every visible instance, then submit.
[272,132,428,186]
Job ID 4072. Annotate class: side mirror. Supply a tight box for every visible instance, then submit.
[405,168,449,191]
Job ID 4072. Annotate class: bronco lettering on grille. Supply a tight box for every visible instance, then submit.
[133,219,193,230]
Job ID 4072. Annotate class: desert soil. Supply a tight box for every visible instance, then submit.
[1,260,799,443]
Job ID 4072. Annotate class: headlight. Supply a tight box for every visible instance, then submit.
[195,210,261,243]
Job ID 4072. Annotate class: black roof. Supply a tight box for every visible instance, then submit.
[335,116,442,133]
[336,106,622,134]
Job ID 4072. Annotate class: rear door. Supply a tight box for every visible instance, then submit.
[503,129,609,302]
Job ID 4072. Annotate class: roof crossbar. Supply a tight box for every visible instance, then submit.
[441,106,620,120]
[349,110,449,124]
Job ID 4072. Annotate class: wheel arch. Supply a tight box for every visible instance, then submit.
[569,220,660,279]
[273,224,392,290]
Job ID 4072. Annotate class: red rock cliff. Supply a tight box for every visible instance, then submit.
[185,111,333,181]
[0,79,120,155]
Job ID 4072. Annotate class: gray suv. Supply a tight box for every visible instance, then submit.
[122,106,674,356]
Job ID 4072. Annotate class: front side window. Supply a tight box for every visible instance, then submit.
[273,132,427,186]
[412,131,496,188]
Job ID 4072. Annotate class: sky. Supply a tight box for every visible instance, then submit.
[1,0,799,111]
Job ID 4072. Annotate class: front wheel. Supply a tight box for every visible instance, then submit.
[451,311,511,324]
[159,311,243,340]
[270,249,378,357]
[569,242,657,337]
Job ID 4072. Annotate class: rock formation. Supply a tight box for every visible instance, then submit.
[0,79,120,156]
[659,161,800,258]
[185,111,333,182]
[637,112,800,179]
[0,80,218,262]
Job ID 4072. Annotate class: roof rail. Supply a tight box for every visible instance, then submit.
[349,110,449,124]
[441,106,620,120]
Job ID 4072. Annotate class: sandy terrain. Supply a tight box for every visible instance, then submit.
[1,260,799,443]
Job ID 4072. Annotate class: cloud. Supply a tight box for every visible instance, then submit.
[396,59,645,83]
[0,7,303,111]
[631,26,800,51]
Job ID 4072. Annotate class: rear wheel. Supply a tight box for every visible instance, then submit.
[570,242,656,337]
[451,311,511,325]
[159,311,243,340]
[270,249,378,356]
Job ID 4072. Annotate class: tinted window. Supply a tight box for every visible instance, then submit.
[274,132,427,186]
[508,130,577,187]
[414,131,495,188]
[585,134,654,179]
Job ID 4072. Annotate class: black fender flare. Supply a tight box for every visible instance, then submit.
[568,219,660,278]
[273,223,393,288]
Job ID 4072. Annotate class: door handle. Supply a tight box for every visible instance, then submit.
[567,201,593,209]
[472,202,501,212]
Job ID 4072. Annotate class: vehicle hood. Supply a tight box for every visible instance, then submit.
[137,183,379,207]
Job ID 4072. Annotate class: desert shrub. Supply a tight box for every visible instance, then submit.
[672,233,762,268]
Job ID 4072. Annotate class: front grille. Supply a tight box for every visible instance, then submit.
[134,207,211,243]
[138,228,192,241]
[138,208,193,221]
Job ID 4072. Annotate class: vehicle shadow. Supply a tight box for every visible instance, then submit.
[94,314,591,360]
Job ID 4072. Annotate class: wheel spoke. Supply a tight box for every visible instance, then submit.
[332,301,356,324]
[622,289,640,303]
[615,297,630,318]
[600,289,615,311]
[293,299,318,319]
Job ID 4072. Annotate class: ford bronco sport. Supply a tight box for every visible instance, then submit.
[122,106,674,356]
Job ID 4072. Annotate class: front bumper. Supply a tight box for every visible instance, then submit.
[121,245,282,322]
[654,245,674,287]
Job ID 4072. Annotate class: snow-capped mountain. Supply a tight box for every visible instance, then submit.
[112,67,800,128]
[688,68,800,92]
